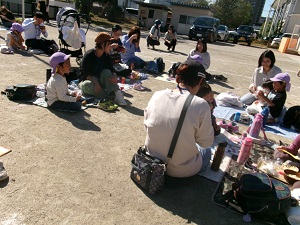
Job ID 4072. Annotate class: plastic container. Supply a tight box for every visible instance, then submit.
[249,114,263,138]
[211,141,228,171]
[234,112,241,122]
[237,137,252,165]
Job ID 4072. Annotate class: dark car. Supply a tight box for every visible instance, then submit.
[188,16,220,42]
[233,25,254,46]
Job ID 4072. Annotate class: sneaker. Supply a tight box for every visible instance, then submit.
[97,99,115,111]
[217,119,228,130]
[228,121,239,133]
[214,75,227,82]
[114,90,127,106]
[0,161,8,181]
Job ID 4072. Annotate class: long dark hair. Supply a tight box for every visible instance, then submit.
[194,39,207,53]
[258,50,276,68]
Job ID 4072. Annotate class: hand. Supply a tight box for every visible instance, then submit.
[257,90,264,97]
[130,34,137,42]
[75,95,81,101]
[276,146,288,152]
[111,43,118,49]
[109,75,118,84]
[94,82,102,94]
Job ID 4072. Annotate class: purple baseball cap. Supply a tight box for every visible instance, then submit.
[189,54,203,64]
[10,23,24,33]
[270,72,291,92]
[49,52,71,73]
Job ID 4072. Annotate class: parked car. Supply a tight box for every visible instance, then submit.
[232,25,254,46]
[271,33,293,47]
[188,16,220,42]
[263,33,282,41]
[217,25,229,41]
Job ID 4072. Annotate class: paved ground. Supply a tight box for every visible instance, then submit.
[0,20,300,225]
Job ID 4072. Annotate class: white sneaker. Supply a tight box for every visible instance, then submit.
[0,161,8,181]
[114,90,127,106]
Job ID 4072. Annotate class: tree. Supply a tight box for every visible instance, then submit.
[75,0,93,15]
[211,0,252,28]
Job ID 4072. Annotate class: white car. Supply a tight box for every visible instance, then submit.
[271,33,293,47]
[217,25,229,41]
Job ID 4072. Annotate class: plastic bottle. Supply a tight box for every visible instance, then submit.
[211,141,228,171]
[249,114,263,138]
[234,112,241,122]
[261,107,269,128]
[237,137,253,165]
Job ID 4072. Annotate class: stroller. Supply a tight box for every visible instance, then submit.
[56,7,91,65]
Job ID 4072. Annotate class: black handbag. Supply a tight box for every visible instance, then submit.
[130,94,194,194]
[2,84,37,101]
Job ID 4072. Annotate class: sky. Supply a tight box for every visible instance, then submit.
[262,0,273,17]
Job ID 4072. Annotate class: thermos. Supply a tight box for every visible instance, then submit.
[249,114,263,138]
[237,137,253,165]
[261,107,269,128]
[211,141,228,171]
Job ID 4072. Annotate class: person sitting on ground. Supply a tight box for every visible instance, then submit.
[146,19,162,50]
[5,23,25,53]
[110,24,131,78]
[197,83,220,136]
[144,60,214,178]
[79,32,127,106]
[121,26,145,70]
[274,134,300,165]
[256,72,291,124]
[240,50,282,105]
[0,6,15,28]
[187,39,226,82]
[46,52,82,111]
[164,25,177,52]
[22,12,58,55]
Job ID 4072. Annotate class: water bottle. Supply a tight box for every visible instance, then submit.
[211,141,228,171]
[234,112,241,122]
[261,107,269,128]
[237,137,253,165]
[249,114,263,138]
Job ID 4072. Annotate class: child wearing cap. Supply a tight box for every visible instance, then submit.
[79,32,127,106]
[5,23,25,53]
[257,72,291,124]
[46,52,82,111]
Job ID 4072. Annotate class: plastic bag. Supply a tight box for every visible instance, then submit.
[216,91,243,108]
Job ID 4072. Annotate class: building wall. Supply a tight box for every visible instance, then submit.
[138,6,169,29]
[247,0,266,25]
[170,5,212,34]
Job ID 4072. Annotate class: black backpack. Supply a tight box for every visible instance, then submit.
[155,57,165,73]
[168,62,181,77]
[2,84,37,101]
[282,106,300,130]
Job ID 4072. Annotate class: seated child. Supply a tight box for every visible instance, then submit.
[197,83,221,136]
[46,52,82,111]
[5,23,25,53]
[257,73,290,124]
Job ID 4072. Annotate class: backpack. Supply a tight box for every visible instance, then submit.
[234,173,291,218]
[145,60,159,74]
[282,106,300,130]
[2,84,37,101]
[168,62,181,77]
[155,57,165,73]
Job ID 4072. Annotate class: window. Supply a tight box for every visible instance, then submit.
[148,10,154,19]
[179,15,187,24]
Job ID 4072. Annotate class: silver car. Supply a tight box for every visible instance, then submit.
[271,33,293,47]
[217,25,229,41]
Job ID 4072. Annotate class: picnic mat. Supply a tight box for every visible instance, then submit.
[214,106,299,140]
[198,129,240,183]
[213,143,290,225]
[0,146,11,157]
[154,74,176,84]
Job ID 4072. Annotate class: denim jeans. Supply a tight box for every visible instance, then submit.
[198,145,212,172]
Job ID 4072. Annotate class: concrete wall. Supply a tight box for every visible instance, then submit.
[170,5,212,35]
[138,6,169,29]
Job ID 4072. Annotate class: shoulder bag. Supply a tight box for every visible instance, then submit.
[130,94,194,194]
